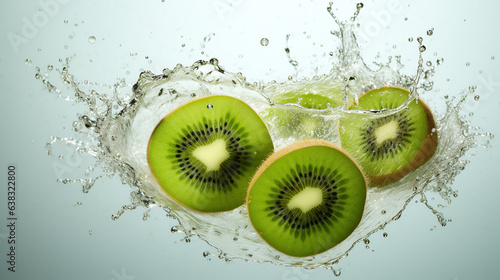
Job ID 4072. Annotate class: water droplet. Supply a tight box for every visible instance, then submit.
[363,239,370,244]
[419,45,426,52]
[24,59,32,66]
[329,51,334,56]
[474,95,480,101]
[404,17,408,21]
[426,29,434,36]
[233,237,238,241]
[207,104,214,109]
[260,38,269,46]
[209,58,219,66]
[357,3,364,9]
[381,210,386,214]
[190,93,196,98]
[88,36,96,44]
[64,19,68,24]
[47,65,53,71]
[426,61,432,66]
[465,62,470,66]
[181,43,185,47]
[491,56,495,60]
[408,37,413,42]
[383,232,388,238]
[417,37,423,44]
[35,73,41,79]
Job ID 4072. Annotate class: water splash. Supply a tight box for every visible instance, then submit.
[34,2,484,271]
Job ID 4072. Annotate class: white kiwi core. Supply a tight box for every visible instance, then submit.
[192,139,229,172]
[374,119,399,145]
[287,187,323,213]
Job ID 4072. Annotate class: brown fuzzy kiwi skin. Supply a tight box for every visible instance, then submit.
[345,87,438,187]
[246,139,368,257]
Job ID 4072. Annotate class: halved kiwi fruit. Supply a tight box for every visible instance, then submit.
[247,140,366,257]
[148,95,274,212]
[339,87,438,186]
[263,91,343,139]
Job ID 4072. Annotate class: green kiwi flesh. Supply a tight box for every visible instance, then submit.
[339,87,438,186]
[247,140,366,257]
[148,95,274,212]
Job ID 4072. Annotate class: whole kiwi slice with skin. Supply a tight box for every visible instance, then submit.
[247,140,367,257]
[339,86,438,187]
[148,95,274,212]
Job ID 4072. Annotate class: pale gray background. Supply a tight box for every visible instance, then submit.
[1,0,499,280]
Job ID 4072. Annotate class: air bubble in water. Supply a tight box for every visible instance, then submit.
[24,59,32,66]
[207,104,214,109]
[491,56,495,60]
[466,62,470,66]
[419,45,426,52]
[260,38,269,46]
[436,58,444,65]
[88,36,96,44]
[426,29,434,36]
[474,95,480,101]
[408,37,413,42]
[383,232,388,238]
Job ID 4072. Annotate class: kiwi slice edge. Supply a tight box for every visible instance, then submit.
[341,86,438,187]
[247,139,367,257]
[148,94,274,212]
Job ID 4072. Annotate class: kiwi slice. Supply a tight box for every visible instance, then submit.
[247,140,366,257]
[263,84,344,139]
[148,95,274,212]
[339,87,438,186]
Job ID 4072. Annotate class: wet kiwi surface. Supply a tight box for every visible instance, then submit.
[148,95,274,212]
[247,140,367,257]
[339,87,438,186]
